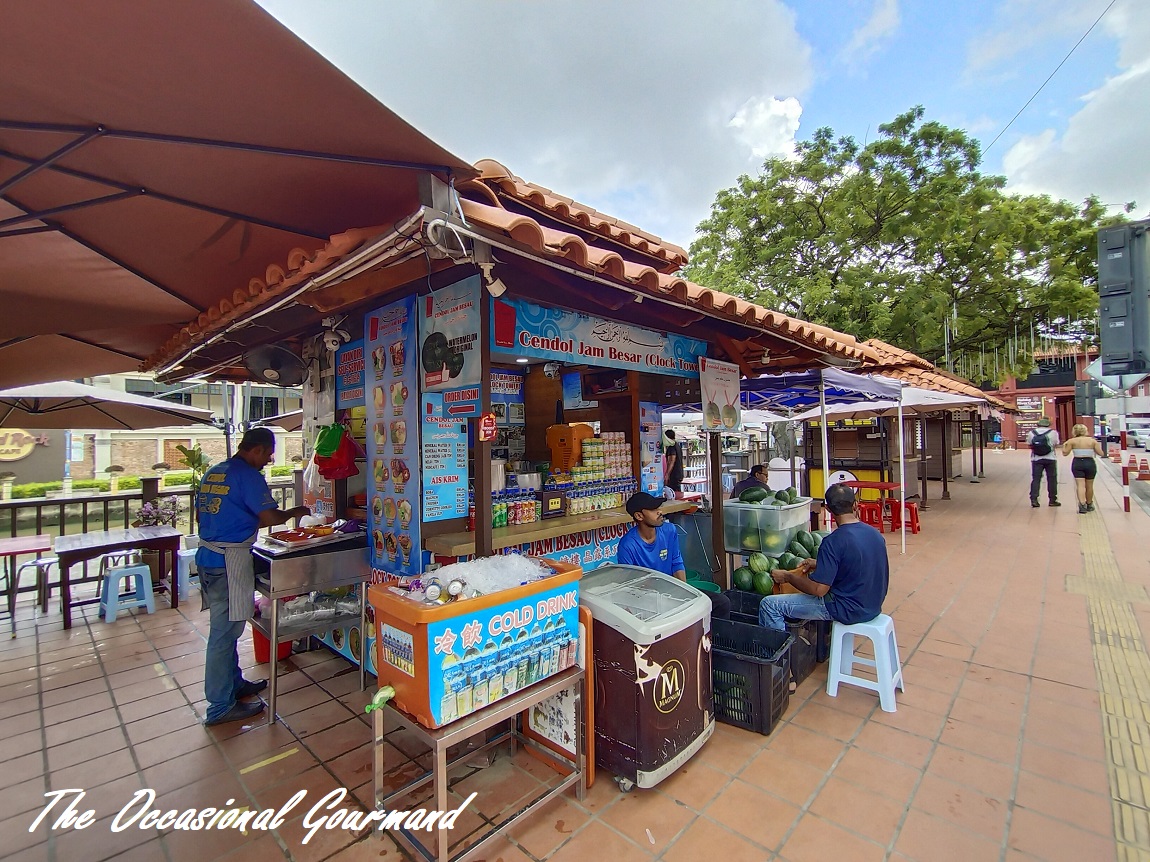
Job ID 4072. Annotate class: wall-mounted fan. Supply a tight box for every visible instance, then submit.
[243,344,308,386]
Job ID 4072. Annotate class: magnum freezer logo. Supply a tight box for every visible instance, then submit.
[654,660,685,713]
[633,645,685,714]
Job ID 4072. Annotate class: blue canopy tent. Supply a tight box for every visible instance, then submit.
[739,367,908,552]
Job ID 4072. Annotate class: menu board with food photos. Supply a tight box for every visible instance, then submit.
[421,392,469,522]
[365,295,421,581]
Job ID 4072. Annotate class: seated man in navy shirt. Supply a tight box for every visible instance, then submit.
[758,483,888,631]
[617,492,730,618]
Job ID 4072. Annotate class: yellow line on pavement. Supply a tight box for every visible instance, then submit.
[1071,514,1150,857]
[238,746,299,775]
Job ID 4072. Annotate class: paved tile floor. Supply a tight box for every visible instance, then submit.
[1,447,1145,862]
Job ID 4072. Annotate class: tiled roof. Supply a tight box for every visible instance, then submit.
[861,339,1011,411]
[143,224,388,370]
[457,196,876,366]
[144,167,879,372]
[464,160,688,272]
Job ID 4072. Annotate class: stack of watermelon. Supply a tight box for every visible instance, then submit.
[731,529,830,596]
[738,485,805,506]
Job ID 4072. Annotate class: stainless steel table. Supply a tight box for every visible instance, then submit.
[373,666,585,862]
[251,533,369,724]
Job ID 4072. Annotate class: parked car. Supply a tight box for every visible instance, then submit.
[1132,428,1150,449]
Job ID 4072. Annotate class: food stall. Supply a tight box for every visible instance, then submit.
[146,167,877,672]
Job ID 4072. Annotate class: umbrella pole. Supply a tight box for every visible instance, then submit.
[899,401,906,555]
[819,381,831,529]
[221,382,233,458]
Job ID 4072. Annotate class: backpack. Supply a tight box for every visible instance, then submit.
[1030,430,1052,456]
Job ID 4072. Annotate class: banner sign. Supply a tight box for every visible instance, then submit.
[335,340,366,410]
[638,401,664,495]
[491,370,526,426]
[699,356,743,431]
[491,297,707,377]
[419,275,482,416]
[366,295,421,580]
[424,583,580,726]
[511,524,630,570]
[421,393,470,522]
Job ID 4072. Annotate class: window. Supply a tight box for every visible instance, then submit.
[248,396,279,421]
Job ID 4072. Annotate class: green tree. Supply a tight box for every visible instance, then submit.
[686,107,1122,382]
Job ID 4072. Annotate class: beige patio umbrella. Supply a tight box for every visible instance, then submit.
[0,381,215,429]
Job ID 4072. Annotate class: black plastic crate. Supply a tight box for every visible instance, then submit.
[793,618,831,663]
[723,588,766,626]
[723,590,829,683]
[711,621,793,735]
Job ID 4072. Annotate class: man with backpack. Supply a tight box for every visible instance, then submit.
[1028,417,1060,508]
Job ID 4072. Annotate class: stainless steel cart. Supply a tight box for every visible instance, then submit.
[251,533,370,724]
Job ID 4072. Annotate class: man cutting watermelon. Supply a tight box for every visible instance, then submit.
[617,491,731,618]
[758,483,888,635]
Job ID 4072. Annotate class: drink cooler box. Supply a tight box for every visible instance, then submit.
[724,589,830,683]
[723,499,812,555]
[367,558,582,729]
[579,565,715,790]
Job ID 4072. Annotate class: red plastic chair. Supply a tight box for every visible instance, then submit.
[857,501,885,532]
[886,500,920,534]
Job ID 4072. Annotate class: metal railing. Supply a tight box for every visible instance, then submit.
[0,478,298,598]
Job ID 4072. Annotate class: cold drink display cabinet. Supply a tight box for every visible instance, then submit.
[579,564,714,791]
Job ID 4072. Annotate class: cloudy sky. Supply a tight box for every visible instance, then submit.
[257,0,1148,250]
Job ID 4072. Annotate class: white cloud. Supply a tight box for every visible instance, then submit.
[1000,1,1150,217]
[840,0,900,68]
[255,0,812,248]
[728,96,803,160]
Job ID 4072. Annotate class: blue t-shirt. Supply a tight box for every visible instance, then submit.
[616,521,685,576]
[810,521,888,624]
[195,456,276,569]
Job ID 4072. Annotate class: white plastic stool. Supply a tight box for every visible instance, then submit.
[16,556,58,612]
[176,535,200,600]
[825,614,904,712]
[98,564,155,623]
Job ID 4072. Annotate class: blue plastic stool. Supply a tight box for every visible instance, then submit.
[98,564,155,623]
[176,549,199,600]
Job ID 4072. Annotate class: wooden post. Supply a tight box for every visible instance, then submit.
[941,415,951,500]
[474,288,494,558]
[141,477,159,504]
[709,431,728,588]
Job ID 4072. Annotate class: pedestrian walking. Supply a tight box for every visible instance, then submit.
[1028,417,1060,508]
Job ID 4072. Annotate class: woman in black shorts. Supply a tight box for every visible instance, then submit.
[1061,423,1105,514]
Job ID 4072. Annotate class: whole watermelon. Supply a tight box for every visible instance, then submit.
[732,566,754,591]
[752,570,775,596]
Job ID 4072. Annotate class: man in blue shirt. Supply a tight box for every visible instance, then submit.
[197,428,310,725]
[759,483,888,631]
[617,492,731,617]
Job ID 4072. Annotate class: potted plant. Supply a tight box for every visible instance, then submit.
[104,464,124,493]
[0,471,15,502]
[133,495,180,585]
[174,443,210,530]
[152,462,171,489]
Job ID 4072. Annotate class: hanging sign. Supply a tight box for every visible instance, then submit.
[699,357,742,431]
[335,340,366,410]
[491,296,707,377]
[366,295,421,580]
[421,394,469,522]
[419,275,482,416]
[491,370,526,426]
[478,412,498,442]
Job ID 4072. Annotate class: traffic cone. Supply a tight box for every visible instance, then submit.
[1129,454,1138,469]
[1139,459,1150,481]
[1111,448,1122,463]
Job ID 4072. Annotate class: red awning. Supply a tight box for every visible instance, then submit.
[0,0,474,385]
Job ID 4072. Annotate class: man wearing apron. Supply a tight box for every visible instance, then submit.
[197,428,310,725]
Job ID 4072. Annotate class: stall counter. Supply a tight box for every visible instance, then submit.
[424,499,699,558]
